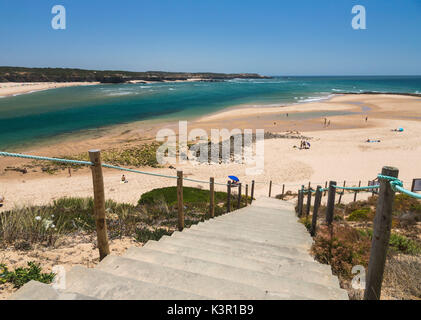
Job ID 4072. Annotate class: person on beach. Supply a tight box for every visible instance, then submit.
[0,195,4,207]
[121,175,128,183]
[327,120,331,127]
[324,118,327,127]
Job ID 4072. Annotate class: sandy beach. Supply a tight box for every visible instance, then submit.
[1,93,421,210]
[0,82,100,97]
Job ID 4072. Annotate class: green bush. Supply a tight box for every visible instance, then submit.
[138,186,227,206]
[357,228,420,255]
[347,208,372,222]
[389,233,421,255]
[0,262,55,288]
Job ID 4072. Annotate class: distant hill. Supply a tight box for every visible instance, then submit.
[0,67,271,83]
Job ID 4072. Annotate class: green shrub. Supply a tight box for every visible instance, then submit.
[138,186,227,206]
[0,262,55,288]
[357,228,421,255]
[347,208,372,222]
[389,234,421,255]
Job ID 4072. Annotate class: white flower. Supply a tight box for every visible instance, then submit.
[35,216,42,221]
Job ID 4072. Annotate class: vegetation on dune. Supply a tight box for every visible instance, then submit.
[297,193,421,299]
[0,186,248,247]
[0,186,249,290]
[0,66,270,83]
[0,262,55,288]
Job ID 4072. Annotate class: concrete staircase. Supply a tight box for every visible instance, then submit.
[10,197,348,300]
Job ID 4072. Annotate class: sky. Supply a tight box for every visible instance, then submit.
[1,0,421,75]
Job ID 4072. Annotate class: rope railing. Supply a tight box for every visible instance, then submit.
[0,151,228,186]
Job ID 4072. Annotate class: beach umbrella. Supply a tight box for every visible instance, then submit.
[228,175,239,182]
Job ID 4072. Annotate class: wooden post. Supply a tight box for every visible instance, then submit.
[269,181,272,198]
[227,181,231,213]
[326,181,337,225]
[354,180,361,202]
[324,181,328,196]
[250,180,255,204]
[177,171,184,231]
[245,184,249,206]
[237,183,242,209]
[209,177,215,218]
[281,184,285,199]
[306,186,312,217]
[297,190,302,217]
[89,150,110,261]
[298,185,305,217]
[311,186,322,237]
[337,180,346,205]
[364,167,399,300]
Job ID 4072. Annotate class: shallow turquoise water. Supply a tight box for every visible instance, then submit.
[0,76,420,150]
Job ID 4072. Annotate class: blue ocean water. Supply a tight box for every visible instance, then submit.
[0,76,420,150]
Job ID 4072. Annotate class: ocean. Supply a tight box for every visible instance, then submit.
[0,76,420,150]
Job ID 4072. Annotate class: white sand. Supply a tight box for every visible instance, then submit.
[0,82,100,97]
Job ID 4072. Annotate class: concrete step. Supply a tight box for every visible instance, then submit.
[9,280,98,300]
[124,247,348,300]
[205,218,307,235]
[144,240,337,287]
[184,227,313,250]
[168,232,313,262]
[65,266,207,300]
[97,255,277,300]
[193,220,312,243]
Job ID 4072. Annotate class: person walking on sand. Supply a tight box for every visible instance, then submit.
[328,120,331,127]
[365,116,368,123]
[324,118,327,127]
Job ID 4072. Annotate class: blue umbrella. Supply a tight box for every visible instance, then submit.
[229,175,239,182]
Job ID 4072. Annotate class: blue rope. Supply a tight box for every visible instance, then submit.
[378,174,421,199]
[0,151,228,186]
[334,185,379,191]
[0,151,93,166]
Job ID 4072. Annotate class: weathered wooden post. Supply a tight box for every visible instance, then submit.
[89,150,110,261]
[237,183,242,209]
[324,181,328,196]
[298,185,305,217]
[311,186,322,237]
[209,177,215,218]
[364,167,399,300]
[354,180,361,202]
[296,190,302,217]
[337,180,346,205]
[281,184,285,199]
[227,181,231,213]
[306,186,312,217]
[326,181,337,225]
[177,171,184,231]
[245,184,249,206]
[250,180,255,204]
[269,181,272,197]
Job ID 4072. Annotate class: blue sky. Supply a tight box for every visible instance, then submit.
[1,0,421,75]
